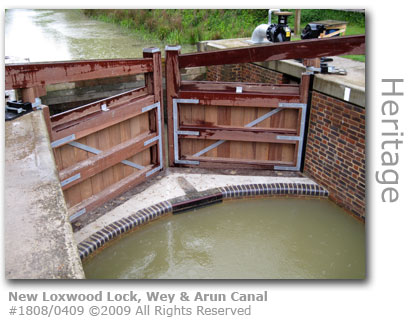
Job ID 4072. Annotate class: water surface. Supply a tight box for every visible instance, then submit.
[83,198,365,279]
[5,9,195,62]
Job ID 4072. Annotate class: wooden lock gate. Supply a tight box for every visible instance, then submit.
[165,35,365,171]
[6,48,164,221]
[5,35,365,219]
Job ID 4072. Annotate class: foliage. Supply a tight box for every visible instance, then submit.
[83,9,365,45]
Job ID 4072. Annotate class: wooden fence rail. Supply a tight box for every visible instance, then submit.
[165,35,365,170]
[5,48,164,221]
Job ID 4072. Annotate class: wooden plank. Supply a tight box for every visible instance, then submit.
[53,147,64,172]
[109,123,125,184]
[178,90,300,108]
[139,112,153,167]
[41,105,53,140]
[50,94,155,144]
[185,155,294,167]
[229,106,244,160]
[178,35,365,68]
[68,164,155,218]
[243,105,258,160]
[143,49,163,103]
[216,105,231,158]
[300,73,311,104]
[59,131,157,190]
[97,124,115,192]
[253,108,272,161]
[255,142,269,161]
[179,124,297,135]
[86,132,105,196]
[119,119,134,177]
[129,111,144,171]
[180,128,296,144]
[179,103,193,156]
[50,86,147,128]
[5,58,153,90]
[60,144,82,207]
[281,143,297,162]
[190,104,206,155]
[180,81,300,95]
[203,105,218,157]
[165,47,181,166]
[75,136,93,202]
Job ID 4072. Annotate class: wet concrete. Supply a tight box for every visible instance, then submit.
[5,111,84,279]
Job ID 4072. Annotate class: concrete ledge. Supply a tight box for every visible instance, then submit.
[5,111,85,279]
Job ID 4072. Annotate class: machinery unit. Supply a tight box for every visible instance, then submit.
[251,9,292,44]
[301,20,347,39]
[266,11,292,42]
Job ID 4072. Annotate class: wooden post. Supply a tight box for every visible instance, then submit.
[41,105,53,141]
[294,9,301,37]
[302,58,320,69]
[300,72,312,104]
[299,72,312,172]
[165,45,181,167]
[143,47,164,166]
[20,86,46,103]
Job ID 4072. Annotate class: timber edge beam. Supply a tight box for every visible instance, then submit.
[179,35,365,68]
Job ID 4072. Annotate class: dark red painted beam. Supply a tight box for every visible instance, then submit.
[5,58,153,90]
[180,81,300,95]
[178,90,300,108]
[179,35,365,68]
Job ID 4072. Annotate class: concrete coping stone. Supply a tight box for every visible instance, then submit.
[165,45,181,51]
[143,47,160,53]
[5,111,85,279]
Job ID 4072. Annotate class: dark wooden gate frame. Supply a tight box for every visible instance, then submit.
[5,48,164,221]
[165,35,365,171]
[5,35,365,216]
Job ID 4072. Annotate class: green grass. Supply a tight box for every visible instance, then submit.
[83,9,365,61]
[341,55,366,62]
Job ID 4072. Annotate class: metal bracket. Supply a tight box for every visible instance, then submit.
[193,107,284,157]
[176,130,200,136]
[190,103,307,172]
[145,101,164,177]
[51,134,76,148]
[306,65,347,75]
[173,99,200,165]
[69,208,86,222]
[142,101,160,113]
[68,141,145,170]
[61,173,81,187]
[144,136,160,146]
[274,103,307,171]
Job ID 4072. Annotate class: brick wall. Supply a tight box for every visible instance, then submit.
[303,91,366,220]
[206,63,287,84]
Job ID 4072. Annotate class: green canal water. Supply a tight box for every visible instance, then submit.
[83,198,365,279]
[5,9,195,62]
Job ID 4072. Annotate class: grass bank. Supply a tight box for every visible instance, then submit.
[83,9,365,44]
